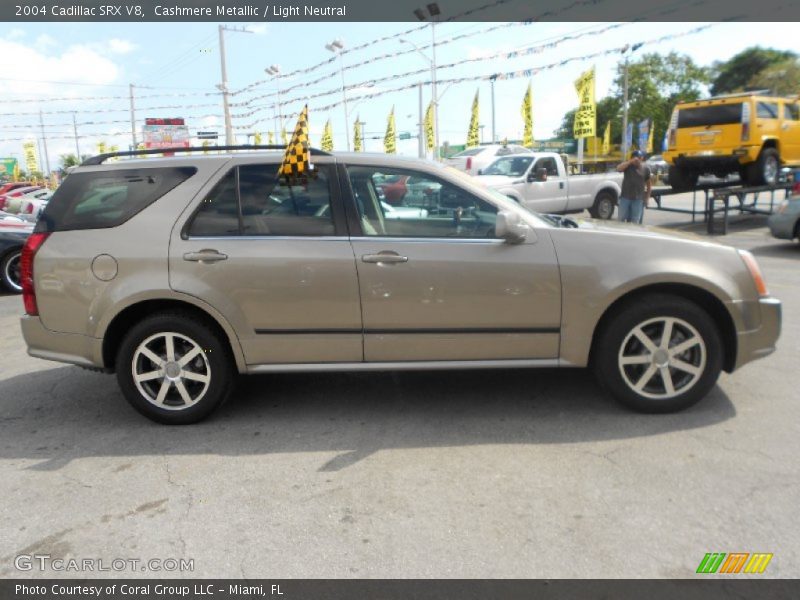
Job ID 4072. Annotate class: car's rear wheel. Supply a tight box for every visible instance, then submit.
[745,148,780,186]
[0,249,22,293]
[593,294,722,413]
[116,312,234,424]
[668,166,698,191]
[589,191,616,219]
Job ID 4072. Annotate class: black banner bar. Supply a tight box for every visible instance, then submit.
[2,580,800,600]
[2,0,800,22]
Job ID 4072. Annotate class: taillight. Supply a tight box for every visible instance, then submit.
[0,198,5,210]
[793,181,800,195]
[668,109,678,147]
[21,232,50,316]
[741,103,751,142]
[24,203,33,214]
[466,157,472,171]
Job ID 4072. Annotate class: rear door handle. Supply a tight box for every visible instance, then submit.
[361,252,408,264]
[183,250,228,263]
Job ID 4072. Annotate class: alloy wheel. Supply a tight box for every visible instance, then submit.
[131,332,211,410]
[3,251,22,292]
[617,316,706,400]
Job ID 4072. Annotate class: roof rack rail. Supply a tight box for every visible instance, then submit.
[81,145,331,166]
[704,89,772,101]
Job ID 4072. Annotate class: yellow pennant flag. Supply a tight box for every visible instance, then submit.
[573,66,596,139]
[12,161,21,182]
[521,83,533,148]
[278,105,313,184]
[281,127,288,145]
[321,119,334,151]
[202,140,210,154]
[353,116,362,152]
[647,122,654,153]
[602,121,611,155]
[267,131,275,145]
[466,90,480,147]
[96,141,107,155]
[424,101,434,152]
[254,132,262,145]
[384,106,396,154]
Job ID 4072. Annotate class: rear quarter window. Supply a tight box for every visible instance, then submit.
[36,167,196,233]
[677,104,743,128]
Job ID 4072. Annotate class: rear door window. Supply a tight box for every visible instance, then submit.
[36,167,196,233]
[757,102,779,119]
[187,164,337,237]
[784,103,799,120]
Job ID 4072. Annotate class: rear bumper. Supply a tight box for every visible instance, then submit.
[665,147,759,170]
[20,315,104,368]
[733,297,781,371]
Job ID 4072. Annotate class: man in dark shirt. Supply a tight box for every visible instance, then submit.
[616,150,652,224]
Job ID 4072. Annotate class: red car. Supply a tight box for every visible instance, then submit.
[0,186,43,211]
[0,182,34,196]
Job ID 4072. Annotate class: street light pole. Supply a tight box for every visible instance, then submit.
[622,55,629,159]
[218,25,253,145]
[265,65,282,141]
[413,3,441,160]
[326,39,350,151]
[490,75,497,143]
[129,83,137,150]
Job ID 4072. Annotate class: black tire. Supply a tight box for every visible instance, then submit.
[115,311,235,424]
[0,249,22,293]
[745,148,780,186]
[668,166,698,191]
[589,191,616,219]
[593,294,723,413]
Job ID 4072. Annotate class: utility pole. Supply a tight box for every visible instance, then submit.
[72,112,81,158]
[430,19,439,160]
[325,39,349,151]
[129,83,137,149]
[38,110,50,175]
[621,55,629,159]
[490,75,497,143]
[218,25,253,145]
[418,83,424,158]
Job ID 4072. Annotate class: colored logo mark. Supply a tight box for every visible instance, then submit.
[696,553,773,574]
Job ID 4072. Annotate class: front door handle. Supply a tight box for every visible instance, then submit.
[559,181,565,189]
[361,252,408,264]
[183,250,228,263]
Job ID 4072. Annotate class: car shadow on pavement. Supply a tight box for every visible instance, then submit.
[0,364,736,472]
[749,242,800,259]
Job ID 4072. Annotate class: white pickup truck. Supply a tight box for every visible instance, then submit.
[473,152,623,219]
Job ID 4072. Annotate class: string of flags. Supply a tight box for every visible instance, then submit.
[229,22,628,110]
[231,0,525,97]
[231,24,714,132]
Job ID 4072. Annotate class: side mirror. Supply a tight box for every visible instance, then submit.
[477,168,483,175]
[495,210,529,244]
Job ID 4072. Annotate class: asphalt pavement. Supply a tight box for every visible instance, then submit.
[1,194,798,578]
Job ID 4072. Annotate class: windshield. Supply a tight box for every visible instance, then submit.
[482,156,534,177]
[452,147,484,157]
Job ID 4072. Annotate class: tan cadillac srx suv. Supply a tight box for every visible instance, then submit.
[20,147,781,424]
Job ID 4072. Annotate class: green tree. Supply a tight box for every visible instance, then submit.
[555,52,707,154]
[60,153,80,168]
[747,58,800,96]
[710,47,797,95]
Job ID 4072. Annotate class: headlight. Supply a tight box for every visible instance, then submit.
[737,249,768,297]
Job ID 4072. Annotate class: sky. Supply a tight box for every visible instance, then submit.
[0,20,797,169]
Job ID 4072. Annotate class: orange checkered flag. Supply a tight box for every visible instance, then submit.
[278,104,314,185]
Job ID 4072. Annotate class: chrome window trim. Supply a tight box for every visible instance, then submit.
[184,235,349,241]
[348,236,505,244]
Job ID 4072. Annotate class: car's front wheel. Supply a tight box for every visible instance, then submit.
[0,249,22,293]
[116,312,235,424]
[593,294,723,413]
